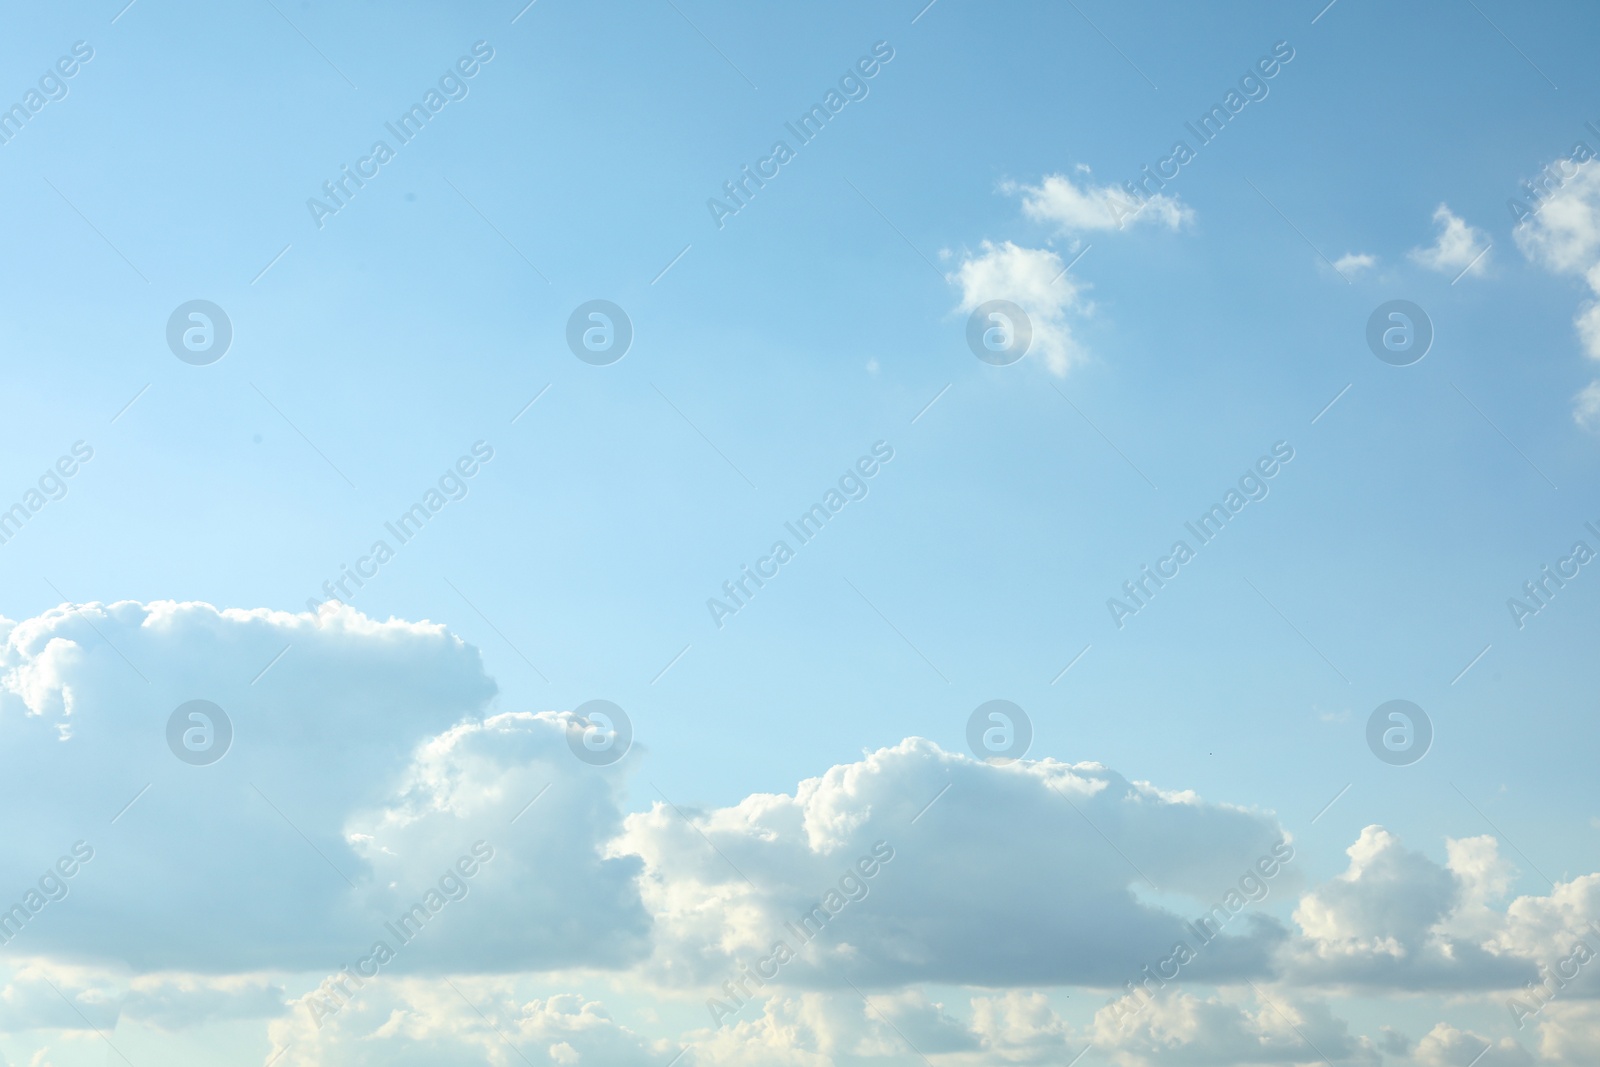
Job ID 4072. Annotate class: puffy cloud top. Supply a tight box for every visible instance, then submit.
[0,601,643,974]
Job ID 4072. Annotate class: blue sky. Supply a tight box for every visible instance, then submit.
[3,1,1600,1064]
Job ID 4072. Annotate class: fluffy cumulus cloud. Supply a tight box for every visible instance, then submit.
[946,170,1193,377]
[1530,1001,1600,1063]
[1415,1022,1535,1067]
[340,711,651,975]
[619,737,1290,1001]
[0,601,646,976]
[1092,987,1380,1067]
[965,990,1079,1063]
[1514,162,1600,283]
[264,979,668,1067]
[1293,826,1464,981]
[1410,203,1491,277]
[1514,159,1600,425]
[950,240,1088,375]
[1008,171,1192,233]
[1284,826,1536,990]
[11,601,1600,1063]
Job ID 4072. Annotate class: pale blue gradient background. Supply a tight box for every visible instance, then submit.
[1,0,1597,1060]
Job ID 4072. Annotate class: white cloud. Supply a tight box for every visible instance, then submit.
[966,991,1078,1063]
[950,240,1087,375]
[1575,380,1600,429]
[686,992,858,1067]
[1333,252,1376,275]
[1531,1001,1600,1063]
[1277,823,1600,1000]
[1515,165,1600,276]
[0,601,648,975]
[1443,834,1520,943]
[1285,826,1533,990]
[16,601,1600,1060]
[1516,163,1600,421]
[1414,1022,1534,1067]
[1410,204,1491,277]
[1008,172,1192,233]
[1293,825,1459,946]
[1089,987,1380,1067]
[951,171,1190,374]
[345,710,653,973]
[677,989,1085,1067]
[1485,871,1600,1003]
[266,979,668,1067]
[618,737,1289,994]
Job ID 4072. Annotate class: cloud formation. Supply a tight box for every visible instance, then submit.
[944,170,1193,377]
[950,241,1087,375]
[1283,827,1537,992]
[1410,203,1491,277]
[621,737,1289,997]
[267,979,667,1067]
[1333,252,1376,275]
[1515,160,1600,425]
[1093,987,1380,1067]
[1008,172,1192,233]
[5,602,1600,1064]
[0,601,646,975]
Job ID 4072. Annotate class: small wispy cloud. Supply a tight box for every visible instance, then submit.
[1006,170,1192,233]
[1332,252,1376,276]
[1409,204,1490,277]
